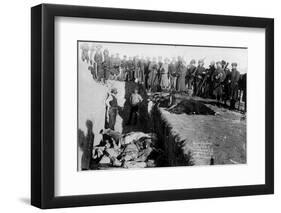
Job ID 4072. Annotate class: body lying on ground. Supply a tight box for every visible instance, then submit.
[168,99,216,115]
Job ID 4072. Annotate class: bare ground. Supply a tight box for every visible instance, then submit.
[158,95,246,165]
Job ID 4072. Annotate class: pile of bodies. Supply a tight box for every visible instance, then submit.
[92,129,163,169]
[81,44,246,112]
[148,92,176,108]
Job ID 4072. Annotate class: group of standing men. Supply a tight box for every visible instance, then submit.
[81,44,246,111]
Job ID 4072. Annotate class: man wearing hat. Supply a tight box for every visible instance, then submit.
[94,45,104,82]
[138,56,146,84]
[144,56,151,90]
[204,61,216,98]
[103,49,111,83]
[147,57,159,91]
[105,88,118,130]
[127,56,135,81]
[221,60,231,104]
[133,56,141,83]
[160,58,170,90]
[89,45,96,65]
[194,59,206,96]
[81,43,90,63]
[114,53,121,80]
[176,56,187,92]
[186,59,196,90]
[212,61,226,104]
[120,55,128,81]
[229,62,240,110]
[168,57,178,90]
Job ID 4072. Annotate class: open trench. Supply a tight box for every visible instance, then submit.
[78,60,246,171]
[77,60,172,170]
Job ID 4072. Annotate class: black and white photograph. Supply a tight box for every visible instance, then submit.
[29,2,274,209]
[77,41,247,171]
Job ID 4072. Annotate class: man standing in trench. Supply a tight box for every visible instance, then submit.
[126,88,143,125]
[105,88,118,130]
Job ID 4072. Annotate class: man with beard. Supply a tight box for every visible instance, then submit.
[229,62,240,110]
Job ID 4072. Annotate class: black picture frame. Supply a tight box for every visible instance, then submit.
[31,3,274,209]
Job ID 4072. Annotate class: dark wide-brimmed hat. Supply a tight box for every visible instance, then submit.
[231,62,238,66]
[111,88,118,94]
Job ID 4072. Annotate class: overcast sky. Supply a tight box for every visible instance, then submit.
[79,41,248,73]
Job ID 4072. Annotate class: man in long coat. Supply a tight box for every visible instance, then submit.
[168,57,178,90]
[186,59,196,90]
[105,88,118,130]
[160,58,170,89]
[138,57,145,84]
[109,54,115,80]
[148,57,159,91]
[127,57,135,81]
[194,59,206,96]
[176,56,187,92]
[212,61,226,104]
[133,56,141,82]
[120,55,128,81]
[113,53,121,80]
[204,61,216,98]
[229,62,240,110]
[103,49,111,83]
[157,56,163,86]
[81,43,89,63]
[94,46,104,82]
[144,57,151,89]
